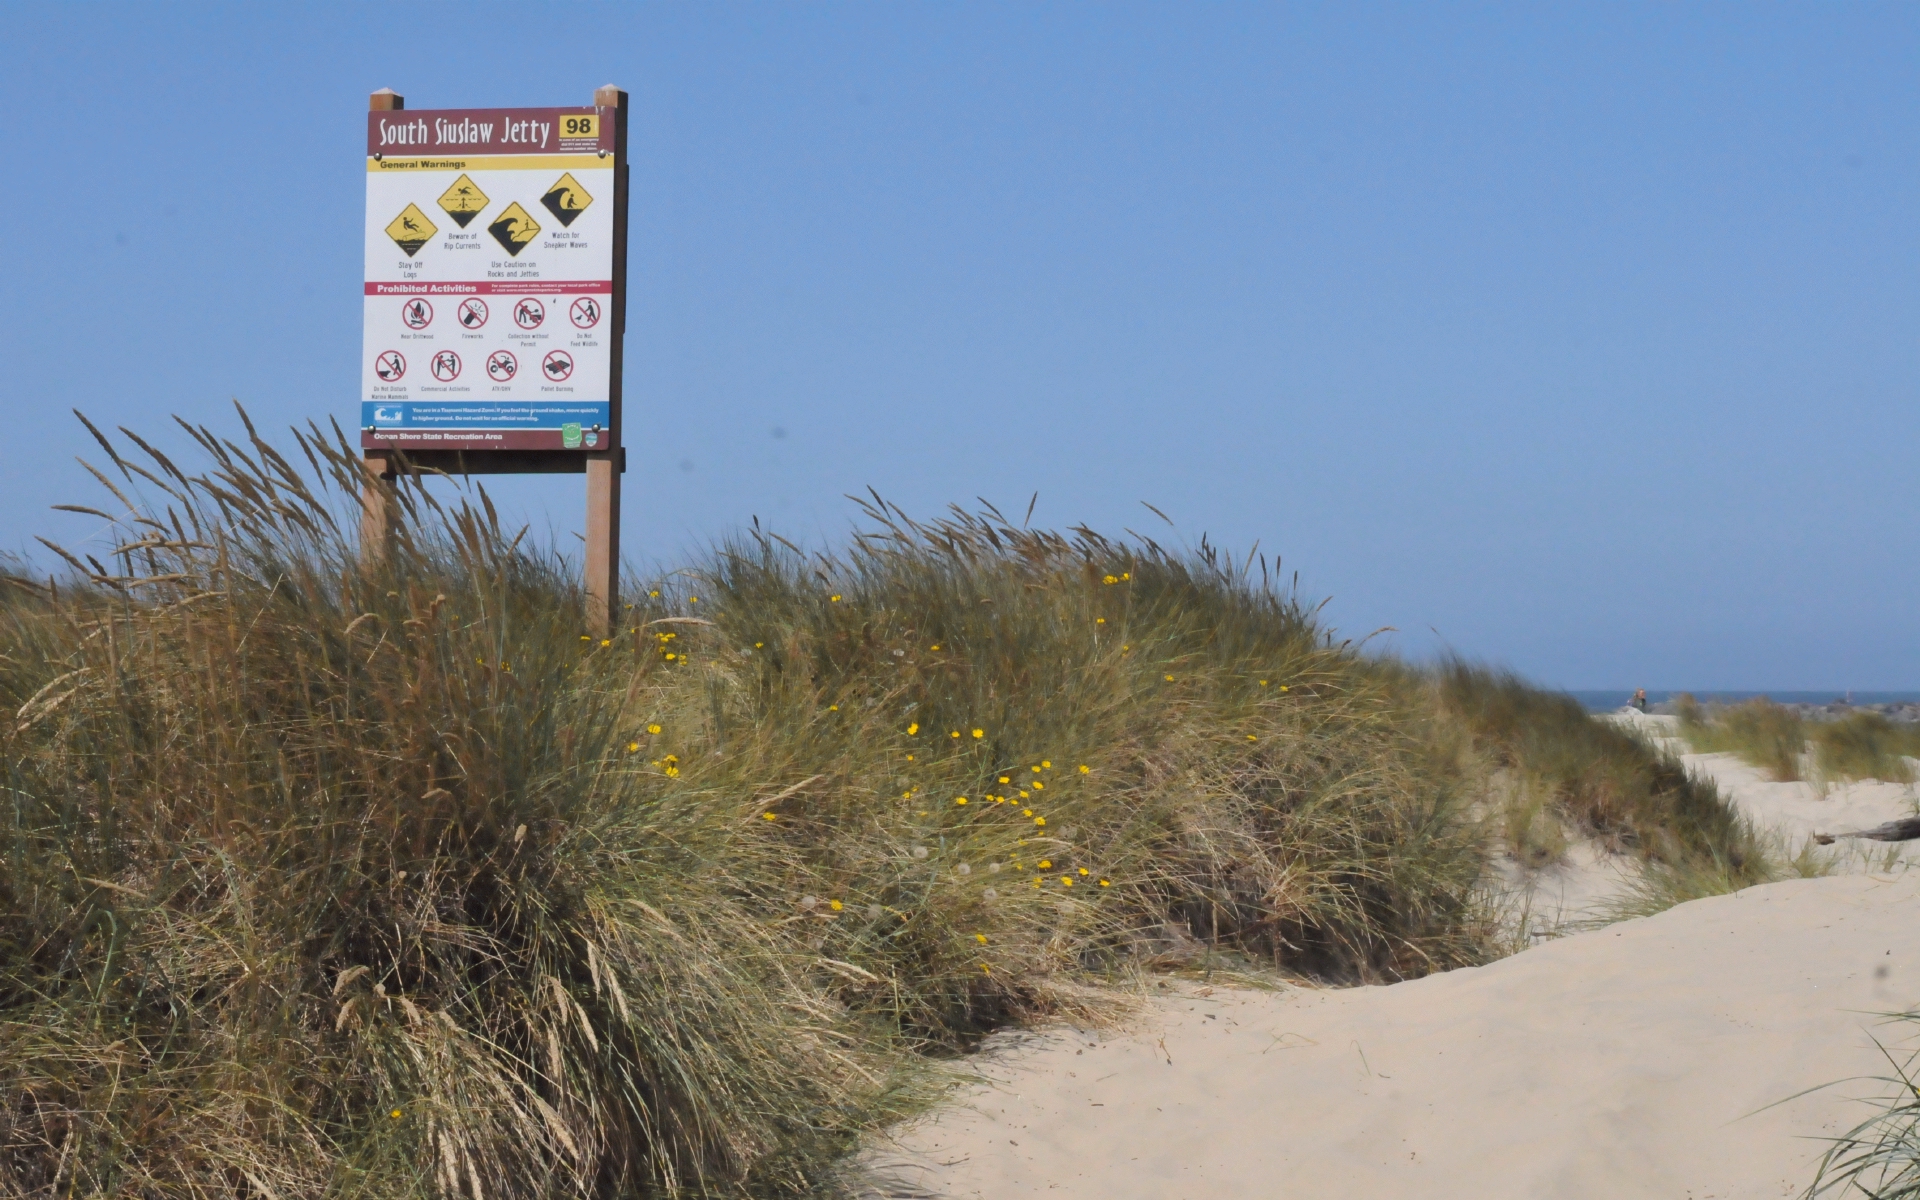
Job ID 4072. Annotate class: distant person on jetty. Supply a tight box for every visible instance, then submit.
[1633,688,1648,713]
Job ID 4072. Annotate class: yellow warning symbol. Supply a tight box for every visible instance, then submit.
[487,201,540,257]
[436,174,489,228]
[386,203,437,257]
[540,172,593,227]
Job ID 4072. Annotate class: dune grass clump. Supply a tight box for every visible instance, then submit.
[1804,1011,1920,1198]
[1812,712,1918,784]
[1676,694,1808,782]
[1430,666,1767,881]
[1,413,1516,1197]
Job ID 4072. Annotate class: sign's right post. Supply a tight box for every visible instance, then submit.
[585,84,628,638]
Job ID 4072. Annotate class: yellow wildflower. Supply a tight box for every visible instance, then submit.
[627,742,640,753]
[1164,674,1175,682]
[975,933,988,944]
[1033,781,1044,790]
[999,775,1011,783]
[580,635,591,642]
[1121,572,1130,580]
[763,812,777,820]
[664,766,679,778]
[1061,877,1073,887]
[1023,808,1033,817]
[390,1108,403,1119]
[1096,617,1106,624]
[931,644,940,650]
[1248,734,1258,742]
[1103,574,1117,584]
[951,731,961,739]
[955,796,968,806]
[689,596,699,603]
[649,590,660,597]
[829,899,843,911]
[908,722,919,735]
[830,594,840,602]
[1259,680,1269,687]
[1100,879,1110,887]
[1038,860,1052,869]
[647,723,662,734]
[972,728,985,739]
[828,704,839,712]
[1042,760,1051,768]
[1078,764,1090,773]
[1034,816,1046,826]
[600,639,611,647]
[1078,867,1089,876]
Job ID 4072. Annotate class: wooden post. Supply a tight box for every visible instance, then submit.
[361,89,404,565]
[584,84,628,637]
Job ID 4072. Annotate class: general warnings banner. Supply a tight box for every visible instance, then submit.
[361,107,616,451]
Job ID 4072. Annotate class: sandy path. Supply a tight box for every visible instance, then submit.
[875,874,1920,1199]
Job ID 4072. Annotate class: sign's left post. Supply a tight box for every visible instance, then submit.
[359,87,404,563]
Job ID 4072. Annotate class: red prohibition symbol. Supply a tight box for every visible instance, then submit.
[430,350,461,382]
[541,350,575,382]
[401,298,433,329]
[457,298,489,329]
[374,350,406,381]
[569,297,601,329]
[485,350,518,382]
[512,297,546,329]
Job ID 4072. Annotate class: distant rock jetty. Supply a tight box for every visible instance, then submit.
[1643,698,1920,723]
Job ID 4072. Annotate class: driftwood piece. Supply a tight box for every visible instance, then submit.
[1812,817,1920,846]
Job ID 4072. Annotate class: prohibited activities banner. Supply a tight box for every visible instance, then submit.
[361,107,615,451]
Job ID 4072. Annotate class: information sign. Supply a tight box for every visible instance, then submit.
[361,107,618,451]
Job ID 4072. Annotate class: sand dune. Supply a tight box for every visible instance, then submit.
[875,873,1920,1199]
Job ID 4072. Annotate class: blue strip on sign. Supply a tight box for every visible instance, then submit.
[361,402,612,430]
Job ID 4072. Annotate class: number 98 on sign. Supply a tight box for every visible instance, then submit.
[561,114,597,138]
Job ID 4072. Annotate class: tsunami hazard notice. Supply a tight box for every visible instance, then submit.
[361,105,617,451]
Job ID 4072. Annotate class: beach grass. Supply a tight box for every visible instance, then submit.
[1804,1010,1920,1199]
[0,412,1770,1197]
[1676,694,1808,782]
[1811,711,1919,784]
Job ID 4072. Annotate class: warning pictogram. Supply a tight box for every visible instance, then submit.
[487,202,540,257]
[485,350,518,382]
[386,204,437,257]
[540,173,594,227]
[374,350,406,381]
[569,297,601,329]
[457,298,489,329]
[401,298,433,329]
[430,350,461,382]
[542,350,575,382]
[512,297,545,329]
[436,174,490,228]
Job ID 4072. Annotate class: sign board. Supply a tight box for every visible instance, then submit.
[361,107,618,452]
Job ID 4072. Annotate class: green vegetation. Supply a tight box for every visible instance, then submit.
[1677,695,1808,782]
[0,414,1767,1197]
[1435,669,1764,875]
[1677,696,1919,784]
[1805,1011,1920,1198]
[1812,712,1919,784]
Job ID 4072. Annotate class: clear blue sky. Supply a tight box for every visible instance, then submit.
[2,4,1914,689]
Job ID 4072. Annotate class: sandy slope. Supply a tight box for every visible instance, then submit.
[875,874,1920,1199]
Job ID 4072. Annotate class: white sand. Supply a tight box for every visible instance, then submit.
[877,874,1920,1199]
